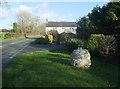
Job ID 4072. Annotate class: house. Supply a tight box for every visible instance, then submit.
[45,19,78,34]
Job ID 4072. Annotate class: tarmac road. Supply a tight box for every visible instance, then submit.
[1,37,40,70]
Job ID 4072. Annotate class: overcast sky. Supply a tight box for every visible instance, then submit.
[0,1,109,29]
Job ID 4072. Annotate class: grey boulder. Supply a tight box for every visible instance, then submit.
[70,48,91,69]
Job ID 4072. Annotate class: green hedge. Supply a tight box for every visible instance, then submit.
[85,34,104,52]
[65,38,84,51]
[85,34,116,57]
[4,33,23,39]
[60,33,76,45]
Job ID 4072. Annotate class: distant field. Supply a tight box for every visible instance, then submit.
[0,32,41,41]
[0,32,10,34]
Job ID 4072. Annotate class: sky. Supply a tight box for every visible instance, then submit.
[0,1,109,29]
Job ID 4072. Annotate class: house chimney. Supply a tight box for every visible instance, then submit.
[76,19,78,23]
[46,19,48,23]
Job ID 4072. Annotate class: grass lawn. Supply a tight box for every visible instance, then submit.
[3,49,119,87]
[0,35,41,42]
[0,37,25,42]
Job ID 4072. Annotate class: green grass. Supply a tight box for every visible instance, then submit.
[3,49,119,87]
[0,37,25,42]
[0,35,41,42]
[0,32,41,41]
[0,32,10,34]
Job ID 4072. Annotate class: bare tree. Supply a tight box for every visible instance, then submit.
[17,10,41,38]
[17,10,32,33]
[37,23,46,35]
[98,35,116,56]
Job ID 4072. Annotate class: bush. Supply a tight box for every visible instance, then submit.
[114,35,120,54]
[47,35,53,43]
[4,33,12,39]
[4,33,24,39]
[98,35,116,57]
[85,34,102,52]
[65,38,84,50]
[50,31,60,44]
[53,34,60,44]
[60,33,76,45]
[85,34,117,57]
[32,38,49,44]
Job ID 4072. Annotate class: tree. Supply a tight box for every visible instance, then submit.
[76,16,96,39]
[77,16,95,33]
[17,10,33,34]
[109,0,120,2]
[38,23,46,35]
[88,2,120,34]
[17,10,41,37]
[13,22,17,33]
[77,1,120,35]
[106,2,120,34]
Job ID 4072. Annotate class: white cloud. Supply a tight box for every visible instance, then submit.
[1,1,45,18]
[0,8,8,19]
[0,2,76,29]
[19,5,29,11]
[0,2,74,21]
[0,6,16,19]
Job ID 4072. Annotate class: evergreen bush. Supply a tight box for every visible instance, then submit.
[65,38,84,51]
[60,33,76,45]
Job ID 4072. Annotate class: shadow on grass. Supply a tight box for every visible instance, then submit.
[85,58,119,87]
[46,53,71,66]
[49,49,119,87]
[45,50,119,87]
[50,48,72,55]
[3,49,120,87]
[3,51,80,87]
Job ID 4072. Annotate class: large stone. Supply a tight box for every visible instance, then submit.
[70,48,91,69]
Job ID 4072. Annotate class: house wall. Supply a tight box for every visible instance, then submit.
[46,27,77,34]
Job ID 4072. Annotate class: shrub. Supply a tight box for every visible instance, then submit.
[98,35,116,57]
[60,33,76,45]
[50,31,60,44]
[4,33,24,39]
[0,32,10,38]
[65,38,84,50]
[4,33,12,39]
[47,35,53,43]
[32,37,49,44]
[85,34,117,57]
[53,34,60,44]
[114,35,120,54]
[85,34,101,52]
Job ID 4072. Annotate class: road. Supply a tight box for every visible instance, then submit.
[1,37,39,70]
